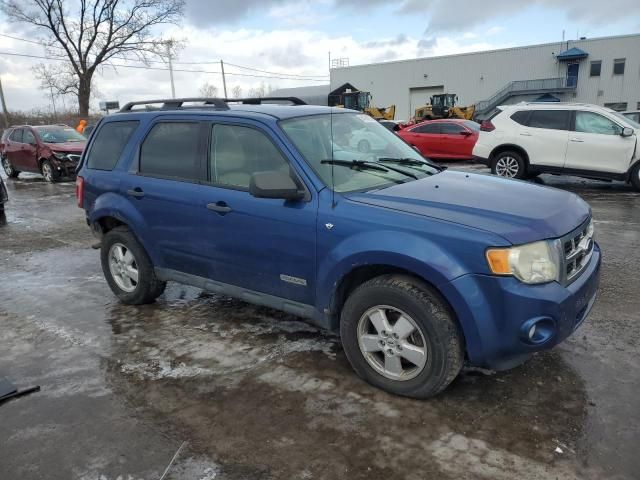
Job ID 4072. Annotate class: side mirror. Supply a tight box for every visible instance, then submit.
[621,127,634,137]
[249,170,304,200]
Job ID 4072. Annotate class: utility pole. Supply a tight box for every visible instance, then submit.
[0,76,9,128]
[49,85,58,119]
[166,40,176,98]
[220,60,228,98]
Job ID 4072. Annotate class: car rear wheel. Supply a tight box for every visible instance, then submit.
[41,159,59,183]
[492,151,526,179]
[2,157,20,178]
[101,226,166,304]
[340,275,464,398]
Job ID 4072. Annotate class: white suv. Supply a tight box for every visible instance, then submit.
[473,103,640,190]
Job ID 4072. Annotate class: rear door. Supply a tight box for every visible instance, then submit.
[564,110,636,174]
[200,120,317,305]
[517,109,570,167]
[5,128,24,169]
[402,123,441,157]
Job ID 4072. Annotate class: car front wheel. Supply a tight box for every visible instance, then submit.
[492,151,526,179]
[2,157,20,178]
[41,159,59,183]
[630,162,640,191]
[340,275,464,398]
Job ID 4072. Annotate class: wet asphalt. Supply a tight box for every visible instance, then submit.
[0,165,638,480]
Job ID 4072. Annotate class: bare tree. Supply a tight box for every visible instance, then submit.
[231,85,242,98]
[199,82,218,97]
[1,0,185,117]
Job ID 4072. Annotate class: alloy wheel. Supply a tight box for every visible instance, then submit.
[42,162,54,182]
[108,243,139,293]
[495,156,519,178]
[357,305,428,381]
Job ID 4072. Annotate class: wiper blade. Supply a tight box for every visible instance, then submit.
[321,159,418,179]
[379,157,445,171]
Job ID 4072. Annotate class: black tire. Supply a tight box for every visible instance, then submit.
[630,162,640,191]
[357,139,371,153]
[340,274,464,398]
[2,157,20,178]
[100,226,166,304]
[491,150,527,179]
[41,159,59,183]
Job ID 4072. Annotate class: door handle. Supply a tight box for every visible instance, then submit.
[519,132,532,137]
[127,188,145,198]
[207,202,232,214]
[570,138,584,143]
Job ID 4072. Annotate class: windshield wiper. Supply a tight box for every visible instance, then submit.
[379,157,446,171]
[321,159,418,180]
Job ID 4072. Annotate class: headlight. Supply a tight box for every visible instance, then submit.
[486,240,561,284]
[52,151,67,159]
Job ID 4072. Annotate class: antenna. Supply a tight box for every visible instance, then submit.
[330,107,336,208]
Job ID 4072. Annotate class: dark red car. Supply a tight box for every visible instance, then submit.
[397,119,480,160]
[1,124,86,182]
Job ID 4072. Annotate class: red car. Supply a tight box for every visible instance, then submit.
[397,119,480,160]
[1,124,86,182]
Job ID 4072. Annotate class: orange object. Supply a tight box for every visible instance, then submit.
[76,119,87,133]
[486,249,512,275]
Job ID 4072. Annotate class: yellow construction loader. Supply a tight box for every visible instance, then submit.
[364,104,396,120]
[414,93,475,122]
[329,87,396,120]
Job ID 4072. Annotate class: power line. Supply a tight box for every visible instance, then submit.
[0,32,329,80]
[0,50,329,81]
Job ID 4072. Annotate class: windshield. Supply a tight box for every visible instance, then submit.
[611,111,640,129]
[281,113,439,192]
[34,126,86,143]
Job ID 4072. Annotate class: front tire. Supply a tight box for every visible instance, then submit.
[101,226,166,304]
[340,275,464,398]
[491,151,526,179]
[630,162,640,191]
[41,159,59,183]
[2,157,20,178]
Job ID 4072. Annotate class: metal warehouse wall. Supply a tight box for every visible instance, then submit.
[330,34,640,120]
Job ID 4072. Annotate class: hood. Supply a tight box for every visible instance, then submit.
[44,141,86,153]
[346,170,590,244]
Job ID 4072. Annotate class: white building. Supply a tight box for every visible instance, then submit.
[330,33,640,120]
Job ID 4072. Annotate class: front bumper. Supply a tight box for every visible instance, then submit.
[440,243,601,370]
[51,157,79,177]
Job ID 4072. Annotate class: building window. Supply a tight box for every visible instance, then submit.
[613,58,625,75]
[603,102,628,112]
[637,101,640,110]
[589,61,601,77]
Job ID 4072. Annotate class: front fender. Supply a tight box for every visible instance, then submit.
[89,193,161,264]
[316,230,468,314]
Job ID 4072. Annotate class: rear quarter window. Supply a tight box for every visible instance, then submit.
[86,121,139,171]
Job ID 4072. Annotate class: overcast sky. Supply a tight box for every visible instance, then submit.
[0,0,639,112]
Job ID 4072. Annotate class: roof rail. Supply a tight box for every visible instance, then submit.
[119,97,231,112]
[225,97,307,105]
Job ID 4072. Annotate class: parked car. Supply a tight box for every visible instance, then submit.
[77,98,600,398]
[473,103,640,189]
[621,110,640,124]
[0,175,7,213]
[1,124,87,182]
[397,119,479,159]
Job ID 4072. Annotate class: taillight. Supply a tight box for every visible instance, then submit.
[76,175,85,208]
[480,120,495,132]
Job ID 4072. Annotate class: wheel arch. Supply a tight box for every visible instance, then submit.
[489,144,530,168]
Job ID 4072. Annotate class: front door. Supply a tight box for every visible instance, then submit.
[202,120,317,305]
[440,122,472,158]
[565,111,636,174]
[567,63,579,87]
[20,128,39,173]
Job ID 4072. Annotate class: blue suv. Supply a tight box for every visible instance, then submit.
[77,97,601,398]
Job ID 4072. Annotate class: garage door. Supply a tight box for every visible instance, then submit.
[409,86,444,119]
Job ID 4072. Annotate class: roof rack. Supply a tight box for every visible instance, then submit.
[119,96,307,113]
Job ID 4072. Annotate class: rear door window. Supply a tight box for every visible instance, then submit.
[510,111,530,126]
[140,122,203,180]
[87,121,139,170]
[9,128,23,143]
[527,110,570,130]
[412,123,440,134]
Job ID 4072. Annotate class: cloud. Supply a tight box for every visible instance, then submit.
[363,34,409,49]
[184,0,288,27]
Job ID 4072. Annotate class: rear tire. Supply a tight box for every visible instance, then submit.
[340,275,464,398]
[491,151,526,179]
[630,163,640,191]
[2,157,20,178]
[101,226,166,304]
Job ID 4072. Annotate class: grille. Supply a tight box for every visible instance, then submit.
[563,220,594,283]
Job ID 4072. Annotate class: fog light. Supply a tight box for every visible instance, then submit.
[528,325,537,340]
[520,317,555,345]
